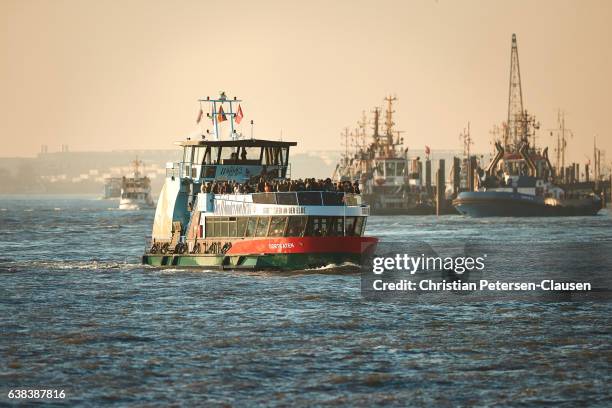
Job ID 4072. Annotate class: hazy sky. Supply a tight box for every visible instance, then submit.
[1,0,610,165]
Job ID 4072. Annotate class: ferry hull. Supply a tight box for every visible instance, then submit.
[453,191,602,217]
[143,236,378,271]
[119,198,155,210]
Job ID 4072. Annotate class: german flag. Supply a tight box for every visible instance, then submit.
[217,105,227,122]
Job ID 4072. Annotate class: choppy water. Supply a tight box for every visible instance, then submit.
[1,196,611,406]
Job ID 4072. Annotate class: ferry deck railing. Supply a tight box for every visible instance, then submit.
[222,191,362,207]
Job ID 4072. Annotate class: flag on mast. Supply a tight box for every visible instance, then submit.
[425,145,431,155]
[217,105,227,122]
[235,104,244,124]
[196,108,203,124]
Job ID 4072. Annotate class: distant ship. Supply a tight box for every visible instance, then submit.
[332,96,437,215]
[119,160,155,210]
[453,34,602,217]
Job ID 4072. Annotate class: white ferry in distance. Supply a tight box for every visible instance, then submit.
[119,159,155,210]
[142,93,378,270]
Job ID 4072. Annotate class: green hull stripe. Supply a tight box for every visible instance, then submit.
[142,253,361,270]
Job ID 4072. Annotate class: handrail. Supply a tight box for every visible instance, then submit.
[209,191,363,207]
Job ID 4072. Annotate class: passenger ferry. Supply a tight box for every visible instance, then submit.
[142,94,378,270]
[119,159,155,210]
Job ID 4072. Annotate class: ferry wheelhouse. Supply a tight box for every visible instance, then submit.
[143,94,377,270]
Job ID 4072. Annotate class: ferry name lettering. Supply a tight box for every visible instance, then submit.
[263,207,305,215]
[217,166,244,177]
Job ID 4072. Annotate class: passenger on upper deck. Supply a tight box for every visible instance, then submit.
[199,177,361,196]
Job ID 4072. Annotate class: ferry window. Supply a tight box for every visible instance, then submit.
[306,217,331,236]
[237,217,248,237]
[245,217,257,237]
[194,147,204,167]
[333,217,344,236]
[276,192,298,205]
[345,217,356,236]
[219,220,229,237]
[297,192,322,206]
[243,147,261,164]
[269,217,288,237]
[385,162,396,177]
[229,219,237,237]
[322,192,344,206]
[203,166,216,179]
[286,216,306,237]
[306,217,318,236]
[221,147,240,164]
[252,193,277,205]
[354,217,365,236]
[255,217,270,237]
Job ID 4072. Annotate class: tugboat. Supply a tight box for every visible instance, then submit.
[119,159,155,210]
[453,141,602,217]
[333,96,436,215]
[142,93,378,270]
[453,34,602,217]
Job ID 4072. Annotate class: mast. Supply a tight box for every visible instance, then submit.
[372,107,381,141]
[132,158,142,178]
[384,95,397,144]
[550,110,570,178]
[461,122,473,159]
[342,127,350,159]
[198,92,242,141]
[506,34,524,152]
[358,110,367,151]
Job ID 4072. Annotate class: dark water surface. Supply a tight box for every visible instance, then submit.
[1,196,611,406]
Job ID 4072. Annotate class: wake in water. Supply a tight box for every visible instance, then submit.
[0,259,144,272]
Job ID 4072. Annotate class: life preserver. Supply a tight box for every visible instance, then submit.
[150,243,159,254]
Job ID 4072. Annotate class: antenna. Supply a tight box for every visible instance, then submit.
[460,122,473,159]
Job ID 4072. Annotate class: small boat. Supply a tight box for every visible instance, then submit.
[142,93,378,270]
[119,160,155,210]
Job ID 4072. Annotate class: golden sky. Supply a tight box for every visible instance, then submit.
[1,0,610,165]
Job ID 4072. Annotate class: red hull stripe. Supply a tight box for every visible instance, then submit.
[226,236,378,255]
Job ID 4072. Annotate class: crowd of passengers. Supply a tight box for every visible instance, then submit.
[201,177,360,195]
